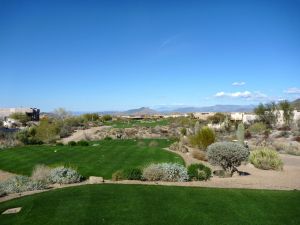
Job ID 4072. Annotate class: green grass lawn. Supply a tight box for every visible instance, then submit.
[103,119,170,128]
[0,139,183,179]
[0,184,299,225]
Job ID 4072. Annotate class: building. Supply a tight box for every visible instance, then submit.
[193,112,216,120]
[0,108,40,121]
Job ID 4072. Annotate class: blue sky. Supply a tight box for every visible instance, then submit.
[1,0,300,112]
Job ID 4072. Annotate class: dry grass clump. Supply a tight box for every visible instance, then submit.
[272,141,300,156]
[31,164,51,183]
[192,150,207,161]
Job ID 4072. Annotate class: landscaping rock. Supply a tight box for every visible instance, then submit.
[88,176,104,184]
[2,207,22,214]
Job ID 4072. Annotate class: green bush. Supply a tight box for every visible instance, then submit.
[102,115,113,121]
[77,140,89,146]
[187,163,212,181]
[189,126,215,150]
[250,148,283,170]
[68,141,77,146]
[123,168,143,180]
[112,168,142,181]
[249,122,267,134]
[207,142,249,176]
[56,142,64,146]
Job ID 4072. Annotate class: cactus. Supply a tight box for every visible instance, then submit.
[194,121,200,134]
[236,123,245,145]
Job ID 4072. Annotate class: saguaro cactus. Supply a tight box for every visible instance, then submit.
[236,122,245,145]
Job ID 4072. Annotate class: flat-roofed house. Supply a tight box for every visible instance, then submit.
[0,108,40,121]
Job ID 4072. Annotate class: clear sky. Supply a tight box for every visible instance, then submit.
[1,0,300,112]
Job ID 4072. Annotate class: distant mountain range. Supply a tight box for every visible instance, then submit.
[292,98,300,110]
[98,104,257,116]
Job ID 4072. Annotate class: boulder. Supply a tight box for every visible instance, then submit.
[88,176,104,184]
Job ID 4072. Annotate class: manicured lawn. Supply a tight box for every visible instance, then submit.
[0,139,183,179]
[0,184,299,225]
[103,119,170,128]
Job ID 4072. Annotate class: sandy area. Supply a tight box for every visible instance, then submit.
[61,126,111,144]
[165,148,300,190]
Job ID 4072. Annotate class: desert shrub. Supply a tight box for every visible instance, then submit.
[112,170,125,181]
[189,126,215,150]
[0,176,47,194]
[77,140,89,146]
[187,163,212,181]
[148,140,158,147]
[68,141,77,146]
[192,150,207,161]
[123,168,142,180]
[207,142,249,176]
[31,164,51,183]
[250,148,283,170]
[49,167,82,184]
[142,163,188,182]
[276,131,290,138]
[249,122,267,134]
[56,142,64,146]
[272,141,300,156]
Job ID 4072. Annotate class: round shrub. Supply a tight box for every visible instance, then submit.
[250,148,283,170]
[49,167,82,184]
[207,142,249,176]
[143,163,189,182]
[111,168,142,181]
[123,168,142,180]
[68,141,77,146]
[187,163,212,181]
[77,140,89,146]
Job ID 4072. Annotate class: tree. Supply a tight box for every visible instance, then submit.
[53,108,71,121]
[207,142,249,176]
[208,113,226,124]
[279,100,294,128]
[102,114,112,121]
[10,112,31,125]
[254,102,279,128]
[82,113,99,122]
[35,119,59,143]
